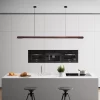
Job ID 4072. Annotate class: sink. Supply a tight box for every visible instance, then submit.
[37,73,58,77]
[66,73,91,76]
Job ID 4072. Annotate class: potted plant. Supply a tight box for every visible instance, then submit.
[57,65,65,77]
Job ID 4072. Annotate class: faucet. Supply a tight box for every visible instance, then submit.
[41,66,43,75]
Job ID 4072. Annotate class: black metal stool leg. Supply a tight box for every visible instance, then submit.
[68,94,71,100]
[32,94,35,100]
[29,93,34,100]
[30,94,33,100]
[58,87,73,100]
[61,93,64,100]
[26,93,29,100]
[63,94,66,100]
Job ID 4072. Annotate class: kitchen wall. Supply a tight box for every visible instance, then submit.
[0,0,100,87]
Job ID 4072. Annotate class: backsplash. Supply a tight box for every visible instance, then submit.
[28,50,78,63]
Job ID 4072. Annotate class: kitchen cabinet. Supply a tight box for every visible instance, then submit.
[65,15,79,36]
[79,32,95,73]
[94,15,100,31]
[94,16,100,86]
[0,32,11,87]
[12,32,45,73]
[35,15,45,36]
[12,15,45,36]
[11,32,24,72]
[2,76,98,100]
[44,38,80,50]
[12,15,34,33]
[79,15,95,32]
[94,32,100,87]
[45,15,65,36]
[44,63,79,74]
[0,15,11,32]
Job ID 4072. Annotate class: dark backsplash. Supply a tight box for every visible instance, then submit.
[28,50,78,63]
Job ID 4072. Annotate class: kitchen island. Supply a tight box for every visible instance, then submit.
[2,73,98,100]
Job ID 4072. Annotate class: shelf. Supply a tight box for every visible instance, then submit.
[17,36,84,39]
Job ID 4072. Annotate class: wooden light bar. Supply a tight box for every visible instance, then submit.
[17,36,84,39]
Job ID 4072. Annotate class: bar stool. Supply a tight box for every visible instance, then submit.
[58,87,73,100]
[24,87,37,100]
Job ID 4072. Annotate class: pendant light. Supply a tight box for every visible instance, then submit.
[17,6,84,39]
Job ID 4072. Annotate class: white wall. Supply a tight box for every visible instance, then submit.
[0,0,100,87]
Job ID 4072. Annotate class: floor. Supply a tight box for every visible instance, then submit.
[0,88,2,100]
[0,88,99,100]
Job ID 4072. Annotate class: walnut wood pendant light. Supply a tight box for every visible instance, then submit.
[17,6,84,39]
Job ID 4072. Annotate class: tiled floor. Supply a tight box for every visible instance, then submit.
[0,88,99,100]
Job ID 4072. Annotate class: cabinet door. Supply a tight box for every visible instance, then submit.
[44,38,80,50]
[12,32,45,73]
[12,15,34,33]
[12,32,24,72]
[94,32,100,87]
[79,15,94,32]
[0,15,11,32]
[66,15,79,36]
[79,32,95,73]
[95,15,100,31]
[35,15,45,36]
[45,15,65,36]
[0,32,11,87]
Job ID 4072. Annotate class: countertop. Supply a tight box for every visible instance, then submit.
[2,73,98,79]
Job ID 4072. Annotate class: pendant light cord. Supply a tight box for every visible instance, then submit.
[64,6,67,36]
[33,6,36,36]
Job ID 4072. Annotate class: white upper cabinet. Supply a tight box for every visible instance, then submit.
[94,15,100,32]
[12,15,34,32]
[66,15,79,32]
[65,15,79,36]
[12,32,45,72]
[79,15,94,32]
[0,15,11,31]
[45,15,65,36]
[35,15,45,36]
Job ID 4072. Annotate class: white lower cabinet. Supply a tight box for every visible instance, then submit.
[0,32,11,87]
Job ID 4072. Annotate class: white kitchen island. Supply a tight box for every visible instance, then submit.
[2,73,98,100]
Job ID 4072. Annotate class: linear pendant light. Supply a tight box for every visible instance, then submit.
[17,6,84,39]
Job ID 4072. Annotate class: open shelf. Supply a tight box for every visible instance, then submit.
[17,36,84,39]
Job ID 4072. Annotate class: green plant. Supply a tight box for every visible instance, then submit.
[57,65,65,73]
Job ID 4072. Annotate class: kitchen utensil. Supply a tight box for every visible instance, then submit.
[78,69,86,74]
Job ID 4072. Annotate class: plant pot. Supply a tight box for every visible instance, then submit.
[59,72,64,77]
